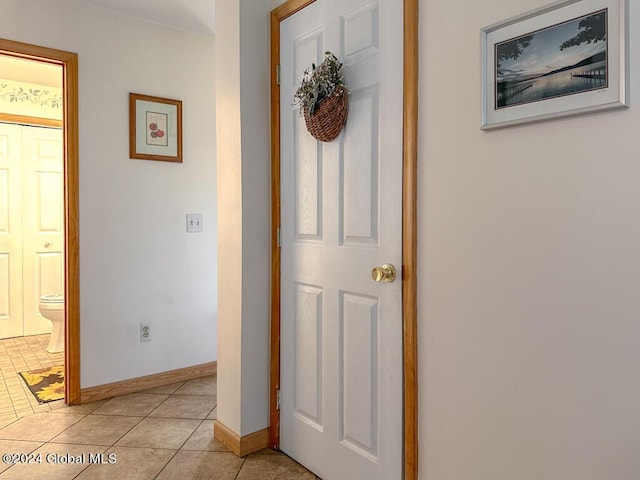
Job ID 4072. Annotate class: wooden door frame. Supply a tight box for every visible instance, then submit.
[0,38,80,405]
[269,1,419,478]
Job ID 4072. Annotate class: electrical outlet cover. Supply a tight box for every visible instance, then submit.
[140,324,151,342]
[186,213,203,233]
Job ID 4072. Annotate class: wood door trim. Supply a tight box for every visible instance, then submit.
[269,1,419,479]
[269,0,319,450]
[0,113,63,128]
[0,38,80,405]
[402,0,419,477]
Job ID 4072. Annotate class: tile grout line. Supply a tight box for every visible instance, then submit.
[233,456,249,480]
[0,373,316,478]
[151,417,209,480]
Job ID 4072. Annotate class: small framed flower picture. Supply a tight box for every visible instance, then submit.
[129,93,182,162]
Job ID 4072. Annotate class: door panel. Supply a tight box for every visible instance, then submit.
[0,124,63,339]
[0,123,23,339]
[339,291,378,459]
[294,283,324,429]
[294,113,323,242]
[280,0,403,478]
[22,126,64,336]
[341,85,379,246]
[0,254,10,321]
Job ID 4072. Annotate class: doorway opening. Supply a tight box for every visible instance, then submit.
[0,119,65,415]
[0,38,80,414]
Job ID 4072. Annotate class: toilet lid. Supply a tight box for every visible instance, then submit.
[40,293,64,303]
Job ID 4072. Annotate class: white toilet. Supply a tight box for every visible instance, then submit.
[38,294,64,353]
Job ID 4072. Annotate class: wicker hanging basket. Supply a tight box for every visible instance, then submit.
[303,86,348,142]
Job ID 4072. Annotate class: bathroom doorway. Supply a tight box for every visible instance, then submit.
[0,56,66,415]
[0,38,80,416]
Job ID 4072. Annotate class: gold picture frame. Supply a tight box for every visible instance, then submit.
[129,93,182,162]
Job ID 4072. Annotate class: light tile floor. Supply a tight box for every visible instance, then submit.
[0,372,321,479]
[0,334,65,420]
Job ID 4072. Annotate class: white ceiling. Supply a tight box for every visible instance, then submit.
[0,1,215,88]
[75,0,216,36]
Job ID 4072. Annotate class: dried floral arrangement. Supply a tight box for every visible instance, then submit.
[294,52,345,114]
[294,52,349,142]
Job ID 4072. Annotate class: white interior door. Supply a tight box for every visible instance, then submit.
[0,123,24,339]
[22,126,64,336]
[0,123,63,339]
[279,1,403,479]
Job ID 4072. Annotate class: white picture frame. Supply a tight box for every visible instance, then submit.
[481,0,628,130]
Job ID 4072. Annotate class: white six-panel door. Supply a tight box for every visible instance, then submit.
[0,123,24,339]
[279,1,403,478]
[22,126,64,336]
[0,123,63,339]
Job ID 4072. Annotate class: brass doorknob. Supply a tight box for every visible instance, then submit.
[371,264,396,283]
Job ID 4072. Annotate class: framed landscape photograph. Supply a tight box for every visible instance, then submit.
[481,0,628,129]
[129,93,182,162]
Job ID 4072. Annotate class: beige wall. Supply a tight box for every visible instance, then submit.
[0,0,218,388]
[238,0,640,477]
[420,0,640,478]
[26,0,635,474]
[215,0,244,436]
[216,0,271,436]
